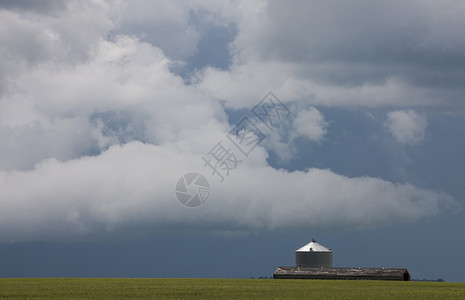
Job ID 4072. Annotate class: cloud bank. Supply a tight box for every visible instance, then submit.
[198,0,465,110]
[0,0,459,241]
[0,141,452,242]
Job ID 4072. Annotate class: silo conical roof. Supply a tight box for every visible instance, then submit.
[296,239,332,252]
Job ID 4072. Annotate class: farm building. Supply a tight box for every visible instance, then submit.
[273,267,411,281]
[275,239,411,281]
[295,239,332,268]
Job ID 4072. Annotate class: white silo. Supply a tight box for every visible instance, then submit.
[295,238,333,267]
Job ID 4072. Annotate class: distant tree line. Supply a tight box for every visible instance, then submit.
[412,278,445,282]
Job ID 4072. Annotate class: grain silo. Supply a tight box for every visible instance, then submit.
[295,238,333,268]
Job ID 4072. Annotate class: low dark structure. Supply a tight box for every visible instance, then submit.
[274,267,411,281]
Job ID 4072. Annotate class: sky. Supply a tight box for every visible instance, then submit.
[0,0,464,281]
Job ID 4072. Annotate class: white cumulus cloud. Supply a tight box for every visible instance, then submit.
[294,107,328,142]
[384,110,428,145]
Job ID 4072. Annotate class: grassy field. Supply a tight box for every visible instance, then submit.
[0,278,464,299]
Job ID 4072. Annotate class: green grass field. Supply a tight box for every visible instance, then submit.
[0,278,464,299]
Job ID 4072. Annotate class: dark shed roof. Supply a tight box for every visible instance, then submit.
[274,267,410,281]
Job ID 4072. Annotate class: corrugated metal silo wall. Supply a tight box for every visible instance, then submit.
[295,252,333,267]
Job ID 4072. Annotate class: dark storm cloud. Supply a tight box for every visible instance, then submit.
[234,0,465,91]
[255,1,465,64]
